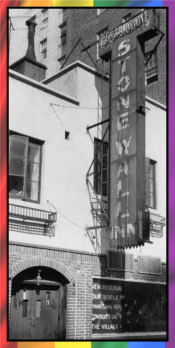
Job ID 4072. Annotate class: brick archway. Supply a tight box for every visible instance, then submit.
[9,257,75,282]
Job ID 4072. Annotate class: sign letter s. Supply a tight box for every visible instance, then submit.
[118,39,130,57]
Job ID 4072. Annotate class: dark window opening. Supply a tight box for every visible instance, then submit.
[94,138,108,196]
[65,131,70,140]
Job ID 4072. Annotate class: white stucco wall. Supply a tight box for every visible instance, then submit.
[9,68,105,254]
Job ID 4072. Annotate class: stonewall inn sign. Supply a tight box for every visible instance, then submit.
[99,9,159,249]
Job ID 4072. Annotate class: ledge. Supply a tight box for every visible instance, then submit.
[9,69,80,106]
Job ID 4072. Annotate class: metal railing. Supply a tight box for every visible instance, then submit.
[9,203,57,224]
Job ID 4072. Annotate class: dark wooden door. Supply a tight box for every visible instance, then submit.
[10,284,67,340]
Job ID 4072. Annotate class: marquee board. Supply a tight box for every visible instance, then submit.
[92,277,166,335]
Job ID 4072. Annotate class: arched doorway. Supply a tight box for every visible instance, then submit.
[10,265,70,340]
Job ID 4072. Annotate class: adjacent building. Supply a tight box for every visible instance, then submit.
[9,8,167,340]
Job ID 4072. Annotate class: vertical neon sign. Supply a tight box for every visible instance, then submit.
[99,10,159,249]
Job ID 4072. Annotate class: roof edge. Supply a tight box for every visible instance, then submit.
[42,60,109,84]
[146,96,166,111]
[9,69,79,106]
[9,56,47,70]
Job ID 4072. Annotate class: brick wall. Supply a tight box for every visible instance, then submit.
[9,242,166,340]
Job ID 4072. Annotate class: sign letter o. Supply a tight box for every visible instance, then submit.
[117,76,130,92]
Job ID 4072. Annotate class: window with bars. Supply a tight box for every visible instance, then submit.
[94,138,108,196]
[145,50,158,85]
[59,21,67,45]
[9,133,42,203]
[145,158,156,209]
[41,8,48,28]
[97,27,108,60]
[40,38,47,59]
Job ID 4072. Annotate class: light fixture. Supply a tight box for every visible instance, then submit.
[36,270,41,286]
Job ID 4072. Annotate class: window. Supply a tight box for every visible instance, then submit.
[57,55,66,69]
[145,158,156,209]
[65,131,70,140]
[9,134,42,202]
[41,8,48,28]
[94,138,108,196]
[97,27,108,60]
[97,9,107,15]
[59,21,67,45]
[40,38,47,59]
[122,12,131,22]
[145,50,158,85]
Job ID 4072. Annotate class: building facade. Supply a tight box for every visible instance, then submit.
[9,7,166,104]
[9,8,167,340]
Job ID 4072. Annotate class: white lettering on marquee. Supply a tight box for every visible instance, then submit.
[116,136,131,155]
[117,113,129,130]
[111,223,135,239]
[117,75,130,92]
[118,56,130,73]
[117,95,130,110]
[118,39,131,56]
[117,161,129,177]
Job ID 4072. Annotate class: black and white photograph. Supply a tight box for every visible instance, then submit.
[8,7,167,341]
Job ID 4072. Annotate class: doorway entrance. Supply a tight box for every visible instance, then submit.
[10,266,68,340]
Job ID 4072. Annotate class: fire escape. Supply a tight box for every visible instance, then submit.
[9,203,57,236]
[86,62,110,234]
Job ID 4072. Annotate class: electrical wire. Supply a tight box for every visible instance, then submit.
[47,200,85,232]
[47,200,111,241]
[50,102,140,111]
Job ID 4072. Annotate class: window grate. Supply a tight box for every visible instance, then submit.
[138,255,162,274]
